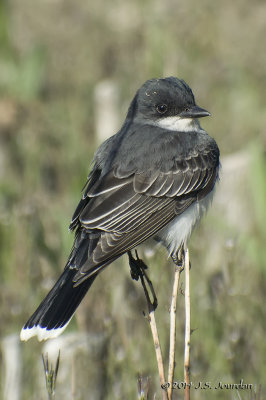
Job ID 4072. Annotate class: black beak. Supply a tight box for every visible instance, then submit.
[180,105,210,119]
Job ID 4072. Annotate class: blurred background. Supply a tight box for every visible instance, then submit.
[0,0,265,399]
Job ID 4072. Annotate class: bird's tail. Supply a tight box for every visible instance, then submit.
[20,230,98,341]
[20,268,97,341]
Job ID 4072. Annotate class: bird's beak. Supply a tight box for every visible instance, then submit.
[180,105,211,119]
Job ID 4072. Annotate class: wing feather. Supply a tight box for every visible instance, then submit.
[70,145,219,283]
[154,173,175,196]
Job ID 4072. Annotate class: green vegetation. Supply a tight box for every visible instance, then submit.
[42,352,60,400]
[0,0,265,399]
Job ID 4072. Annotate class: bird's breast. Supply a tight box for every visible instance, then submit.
[155,189,215,257]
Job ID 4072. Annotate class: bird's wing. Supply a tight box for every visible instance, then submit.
[72,149,219,283]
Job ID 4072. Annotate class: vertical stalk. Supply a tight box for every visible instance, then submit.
[184,248,191,400]
[167,266,182,399]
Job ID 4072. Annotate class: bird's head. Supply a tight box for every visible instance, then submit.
[129,77,210,132]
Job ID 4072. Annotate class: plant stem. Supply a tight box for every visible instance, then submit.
[139,267,169,400]
[184,248,191,400]
[149,310,168,400]
[128,251,168,400]
[42,351,60,400]
[167,266,182,400]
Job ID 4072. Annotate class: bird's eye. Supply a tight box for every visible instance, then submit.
[156,104,168,114]
[185,107,190,112]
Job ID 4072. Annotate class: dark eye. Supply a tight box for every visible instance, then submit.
[156,104,168,114]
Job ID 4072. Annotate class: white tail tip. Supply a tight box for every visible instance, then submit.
[20,324,68,342]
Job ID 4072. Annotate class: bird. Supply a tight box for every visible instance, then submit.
[20,77,220,341]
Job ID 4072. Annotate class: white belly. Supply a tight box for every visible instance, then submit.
[156,191,214,257]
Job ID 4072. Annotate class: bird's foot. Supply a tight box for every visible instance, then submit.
[128,250,148,281]
[127,250,158,310]
[171,245,191,271]
[171,245,185,271]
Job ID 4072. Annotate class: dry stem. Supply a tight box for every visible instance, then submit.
[167,266,182,400]
[128,251,168,400]
[139,267,169,400]
[184,248,191,400]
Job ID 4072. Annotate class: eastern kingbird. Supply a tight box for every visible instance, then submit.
[21,77,220,341]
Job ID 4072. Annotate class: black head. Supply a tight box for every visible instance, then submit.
[127,77,210,124]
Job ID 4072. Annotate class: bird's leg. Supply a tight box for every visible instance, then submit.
[127,250,158,310]
[128,250,166,395]
[128,250,147,281]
